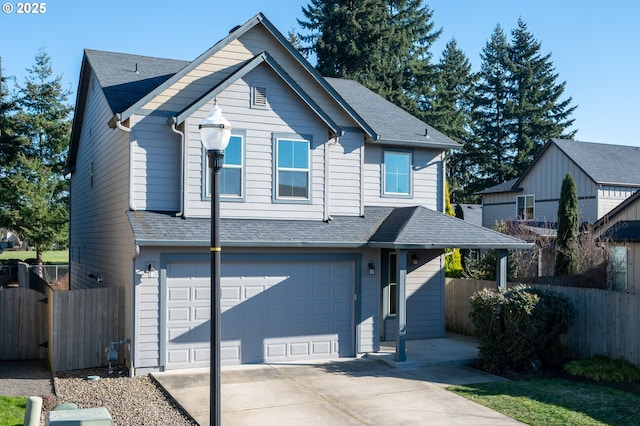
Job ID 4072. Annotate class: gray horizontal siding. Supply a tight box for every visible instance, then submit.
[330,132,362,216]
[363,145,441,210]
[69,72,136,351]
[183,68,329,220]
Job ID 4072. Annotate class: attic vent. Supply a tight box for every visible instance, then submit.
[251,85,268,109]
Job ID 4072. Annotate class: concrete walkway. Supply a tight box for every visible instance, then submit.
[152,337,524,426]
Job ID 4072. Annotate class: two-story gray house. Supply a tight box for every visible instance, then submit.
[479,138,640,230]
[67,13,529,374]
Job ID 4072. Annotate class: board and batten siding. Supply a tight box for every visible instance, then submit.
[517,144,598,223]
[129,115,181,212]
[69,72,136,342]
[183,67,331,221]
[363,144,442,210]
[597,186,638,220]
[597,195,640,295]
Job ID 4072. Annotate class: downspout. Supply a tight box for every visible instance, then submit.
[360,138,365,217]
[169,121,185,217]
[114,118,137,211]
[324,135,339,222]
[130,244,140,377]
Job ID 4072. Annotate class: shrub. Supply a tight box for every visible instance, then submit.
[470,285,575,374]
[564,355,640,382]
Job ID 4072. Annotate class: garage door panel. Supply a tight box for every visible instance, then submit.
[166,259,355,369]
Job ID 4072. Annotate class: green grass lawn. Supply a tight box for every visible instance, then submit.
[0,396,26,426]
[449,378,640,426]
[0,250,68,264]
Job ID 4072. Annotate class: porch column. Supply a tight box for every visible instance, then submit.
[496,249,507,290]
[395,249,407,362]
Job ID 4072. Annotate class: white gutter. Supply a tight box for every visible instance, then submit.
[114,118,137,211]
[169,122,185,217]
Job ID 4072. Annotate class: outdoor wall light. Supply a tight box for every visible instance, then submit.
[368,262,375,275]
[146,263,157,279]
[411,254,418,265]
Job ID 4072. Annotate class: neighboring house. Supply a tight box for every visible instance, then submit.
[593,189,640,294]
[479,138,640,230]
[67,13,529,374]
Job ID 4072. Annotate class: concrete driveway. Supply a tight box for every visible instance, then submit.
[152,358,524,426]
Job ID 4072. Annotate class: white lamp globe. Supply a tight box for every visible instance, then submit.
[199,103,232,151]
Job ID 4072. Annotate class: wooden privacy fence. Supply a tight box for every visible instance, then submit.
[0,287,48,360]
[48,286,125,372]
[444,278,494,336]
[445,278,640,366]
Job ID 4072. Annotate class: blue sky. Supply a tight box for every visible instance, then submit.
[1,0,638,146]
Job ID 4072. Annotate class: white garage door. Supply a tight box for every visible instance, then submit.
[165,259,355,369]
[165,262,211,370]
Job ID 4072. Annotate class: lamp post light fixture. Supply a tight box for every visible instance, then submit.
[199,101,232,426]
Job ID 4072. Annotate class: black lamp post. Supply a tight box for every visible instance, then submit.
[199,101,231,426]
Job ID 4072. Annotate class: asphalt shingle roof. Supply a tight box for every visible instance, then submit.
[475,178,521,195]
[127,206,531,250]
[326,78,460,149]
[551,138,640,186]
[84,49,189,114]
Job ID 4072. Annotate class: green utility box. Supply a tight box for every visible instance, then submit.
[46,407,113,425]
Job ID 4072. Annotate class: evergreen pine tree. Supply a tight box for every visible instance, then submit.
[469,21,577,195]
[555,172,579,275]
[1,50,72,264]
[508,19,577,173]
[0,62,20,228]
[468,24,515,193]
[299,0,441,113]
[422,38,477,202]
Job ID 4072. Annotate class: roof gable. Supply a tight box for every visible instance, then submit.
[171,52,341,135]
[550,138,640,186]
[115,13,376,139]
[515,138,640,189]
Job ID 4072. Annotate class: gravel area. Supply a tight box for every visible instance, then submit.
[53,367,198,426]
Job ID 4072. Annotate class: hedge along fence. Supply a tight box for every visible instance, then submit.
[445,278,640,367]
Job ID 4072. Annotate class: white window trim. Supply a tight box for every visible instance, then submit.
[273,134,312,204]
[516,194,535,220]
[203,132,245,202]
[382,150,413,198]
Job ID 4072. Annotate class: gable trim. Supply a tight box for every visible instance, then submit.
[116,13,377,140]
[513,139,598,189]
[170,52,343,136]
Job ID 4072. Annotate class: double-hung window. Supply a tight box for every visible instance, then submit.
[205,133,244,199]
[609,246,627,292]
[383,150,412,197]
[275,136,310,201]
[516,194,535,220]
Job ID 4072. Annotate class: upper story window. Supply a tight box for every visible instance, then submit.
[383,150,412,197]
[204,133,244,200]
[274,136,310,202]
[516,194,535,220]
